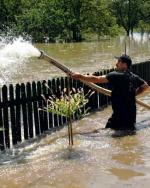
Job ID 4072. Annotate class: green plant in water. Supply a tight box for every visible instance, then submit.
[43,86,94,146]
[46,89,89,118]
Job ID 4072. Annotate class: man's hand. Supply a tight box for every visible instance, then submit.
[70,72,83,80]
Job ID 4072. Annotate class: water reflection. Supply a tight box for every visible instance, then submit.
[108,129,146,180]
[109,168,144,180]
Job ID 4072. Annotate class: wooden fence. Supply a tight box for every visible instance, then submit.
[0,61,150,150]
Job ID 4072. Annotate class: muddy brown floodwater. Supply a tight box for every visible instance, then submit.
[0,88,149,188]
[0,34,149,188]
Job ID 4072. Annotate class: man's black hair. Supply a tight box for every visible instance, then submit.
[115,54,132,68]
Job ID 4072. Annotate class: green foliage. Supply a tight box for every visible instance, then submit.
[88,0,120,38]
[42,87,93,146]
[137,20,150,34]
[111,0,150,35]
[0,0,150,41]
[45,88,90,118]
[137,0,150,33]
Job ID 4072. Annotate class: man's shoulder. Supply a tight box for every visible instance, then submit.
[128,71,142,79]
[107,70,124,77]
[106,70,124,83]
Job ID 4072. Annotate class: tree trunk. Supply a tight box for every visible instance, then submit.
[131,27,134,36]
[126,29,130,36]
[72,26,82,42]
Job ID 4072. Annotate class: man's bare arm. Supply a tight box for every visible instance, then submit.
[136,82,149,96]
[71,72,109,84]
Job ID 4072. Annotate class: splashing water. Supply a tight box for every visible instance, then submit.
[0,36,40,65]
[0,36,41,84]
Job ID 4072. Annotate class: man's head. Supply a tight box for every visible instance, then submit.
[115,54,132,71]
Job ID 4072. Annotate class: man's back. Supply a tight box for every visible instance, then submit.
[106,70,145,130]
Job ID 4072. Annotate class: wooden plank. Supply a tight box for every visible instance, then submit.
[2,86,10,147]
[42,80,48,131]
[47,80,53,129]
[15,84,22,142]
[148,62,150,82]
[37,81,43,134]
[56,78,62,126]
[145,62,150,82]
[32,81,40,135]
[51,78,59,128]
[74,78,84,119]
[2,85,10,148]
[0,88,5,150]
[60,77,67,124]
[26,82,34,138]
[9,84,17,145]
[20,83,28,140]
[71,78,79,120]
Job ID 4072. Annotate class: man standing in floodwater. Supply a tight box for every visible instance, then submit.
[71,54,149,131]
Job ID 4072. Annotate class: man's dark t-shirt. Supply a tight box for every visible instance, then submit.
[106,70,144,130]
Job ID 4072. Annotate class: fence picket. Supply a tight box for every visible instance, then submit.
[9,84,17,144]
[2,85,10,148]
[42,80,48,131]
[15,84,22,142]
[0,88,4,150]
[37,81,43,134]
[26,82,34,138]
[32,81,40,135]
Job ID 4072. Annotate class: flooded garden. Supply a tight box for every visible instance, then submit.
[0,33,150,188]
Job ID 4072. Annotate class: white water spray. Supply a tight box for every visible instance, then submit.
[0,37,40,65]
[0,36,41,85]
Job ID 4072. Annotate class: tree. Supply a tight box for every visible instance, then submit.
[0,0,123,42]
[0,0,22,31]
[58,0,92,42]
[16,0,64,42]
[87,0,120,39]
[138,0,150,33]
[111,0,142,36]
